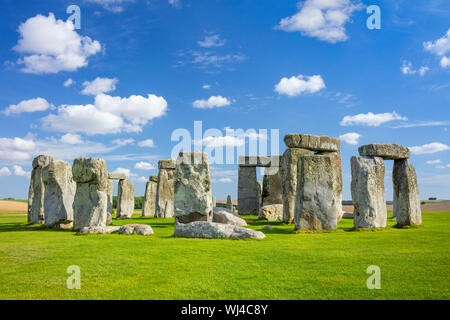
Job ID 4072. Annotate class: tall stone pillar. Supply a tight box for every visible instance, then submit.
[238,166,259,215]
[28,155,54,224]
[117,179,135,219]
[106,180,114,224]
[142,175,158,217]
[155,159,176,218]
[261,166,283,207]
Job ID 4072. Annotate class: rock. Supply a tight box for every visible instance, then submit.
[117,224,154,235]
[213,207,247,226]
[261,166,283,207]
[294,154,341,230]
[317,151,343,221]
[174,152,213,223]
[238,166,259,215]
[155,159,175,218]
[79,226,120,234]
[117,179,135,219]
[28,155,54,224]
[393,159,422,226]
[106,180,114,225]
[226,195,234,211]
[259,204,283,221]
[280,148,312,224]
[142,177,157,217]
[358,144,410,160]
[107,172,127,180]
[212,196,216,208]
[72,158,108,231]
[351,156,387,228]
[342,212,353,219]
[42,160,76,228]
[174,221,265,239]
[238,156,280,167]
[264,225,273,230]
[32,154,53,169]
[284,134,340,152]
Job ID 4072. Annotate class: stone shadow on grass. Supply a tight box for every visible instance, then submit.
[0,222,73,233]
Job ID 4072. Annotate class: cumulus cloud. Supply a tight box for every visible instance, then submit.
[138,139,155,148]
[112,167,136,178]
[64,78,75,87]
[81,77,118,96]
[198,34,226,48]
[424,29,450,69]
[275,0,364,43]
[340,111,407,127]
[401,61,429,76]
[60,133,83,145]
[134,161,155,170]
[13,165,30,178]
[193,96,232,109]
[0,137,36,162]
[339,132,361,145]
[3,97,54,115]
[410,143,450,155]
[441,56,450,68]
[275,74,325,96]
[13,13,101,74]
[41,93,167,135]
[0,167,12,176]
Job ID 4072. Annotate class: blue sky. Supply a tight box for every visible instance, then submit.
[0,0,449,201]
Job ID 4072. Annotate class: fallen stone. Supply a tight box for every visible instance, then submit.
[212,207,247,226]
[117,224,154,235]
[259,204,283,221]
[174,221,265,239]
[79,226,121,234]
[284,134,340,152]
[117,179,135,219]
[358,144,410,160]
[342,212,354,219]
[264,225,273,230]
[155,159,175,218]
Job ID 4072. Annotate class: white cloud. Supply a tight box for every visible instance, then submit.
[339,132,361,145]
[401,61,429,76]
[13,165,31,178]
[340,111,407,127]
[112,138,134,146]
[81,77,118,96]
[218,177,233,183]
[134,161,155,170]
[85,0,134,12]
[41,93,167,135]
[0,137,35,162]
[112,167,136,178]
[195,136,245,148]
[391,121,450,129]
[276,0,364,43]
[60,133,83,145]
[441,56,450,68]
[410,143,450,155]
[138,139,155,148]
[424,29,450,69]
[198,34,226,48]
[202,84,211,89]
[64,78,74,87]
[426,159,441,165]
[193,96,232,109]
[419,66,430,75]
[3,97,54,115]
[186,51,246,69]
[275,74,325,96]
[0,167,11,176]
[13,13,101,74]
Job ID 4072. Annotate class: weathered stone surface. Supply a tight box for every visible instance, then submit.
[284,134,340,152]
[117,224,154,235]
[351,156,387,228]
[238,166,259,215]
[258,204,283,221]
[142,179,157,217]
[174,221,265,239]
[261,166,283,207]
[28,155,54,224]
[294,154,341,230]
[42,160,76,228]
[106,180,113,225]
[226,195,233,211]
[107,172,126,180]
[238,155,280,167]
[358,144,410,160]
[393,159,422,226]
[79,226,121,234]
[280,148,312,224]
[342,212,354,219]
[155,160,175,218]
[174,152,213,224]
[72,158,108,231]
[149,175,158,183]
[32,154,53,169]
[117,179,135,219]
[213,207,247,226]
[317,151,343,221]
[212,196,216,208]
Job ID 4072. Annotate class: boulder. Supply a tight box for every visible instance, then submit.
[155,159,175,218]
[358,144,410,160]
[117,224,154,235]
[174,221,266,239]
[351,156,387,228]
[261,166,283,207]
[259,204,283,221]
[79,226,121,234]
[142,177,157,217]
[284,134,340,152]
[174,152,213,224]
[238,166,259,215]
[393,159,422,226]
[117,179,135,219]
[28,155,54,224]
[212,207,247,226]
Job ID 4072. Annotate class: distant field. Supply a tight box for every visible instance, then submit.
[0,200,27,216]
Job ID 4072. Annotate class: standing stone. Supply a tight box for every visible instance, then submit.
[28,155,54,224]
[280,148,311,223]
[259,204,283,221]
[42,160,76,228]
[117,179,135,219]
[261,166,283,207]
[294,154,340,230]
[155,159,176,218]
[72,158,108,231]
[174,152,213,224]
[393,159,422,226]
[257,181,263,212]
[212,196,216,208]
[106,180,114,224]
[238,166,259,215]
[226,195,233,211]
[142,176,157,217]
[317,150,343,221]
[351,156,387,228]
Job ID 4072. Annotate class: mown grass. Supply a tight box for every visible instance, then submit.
[0,211,448,300]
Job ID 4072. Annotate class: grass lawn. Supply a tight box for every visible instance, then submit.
[0,210,449,300]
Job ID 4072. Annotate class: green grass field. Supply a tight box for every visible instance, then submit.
[0,210,449,300]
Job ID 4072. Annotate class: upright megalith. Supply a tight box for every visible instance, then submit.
[174,152,213,224]
[117,179,135,219]
[42,160,76,228]
[28,155,54,224]
[238,166,259,215]
[351,156,387,228]
[393,159,422,226]
[261,166,283,207]
[72,157,108,231]
[155,159,176,218]
[142,176,158,217]
[226,195,233,211]
[294,154,341,230]
[106,180,113,225]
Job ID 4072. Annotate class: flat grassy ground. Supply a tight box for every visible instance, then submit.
[0,210,449,300]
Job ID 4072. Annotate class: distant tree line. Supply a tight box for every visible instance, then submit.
[112,196,144,210]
